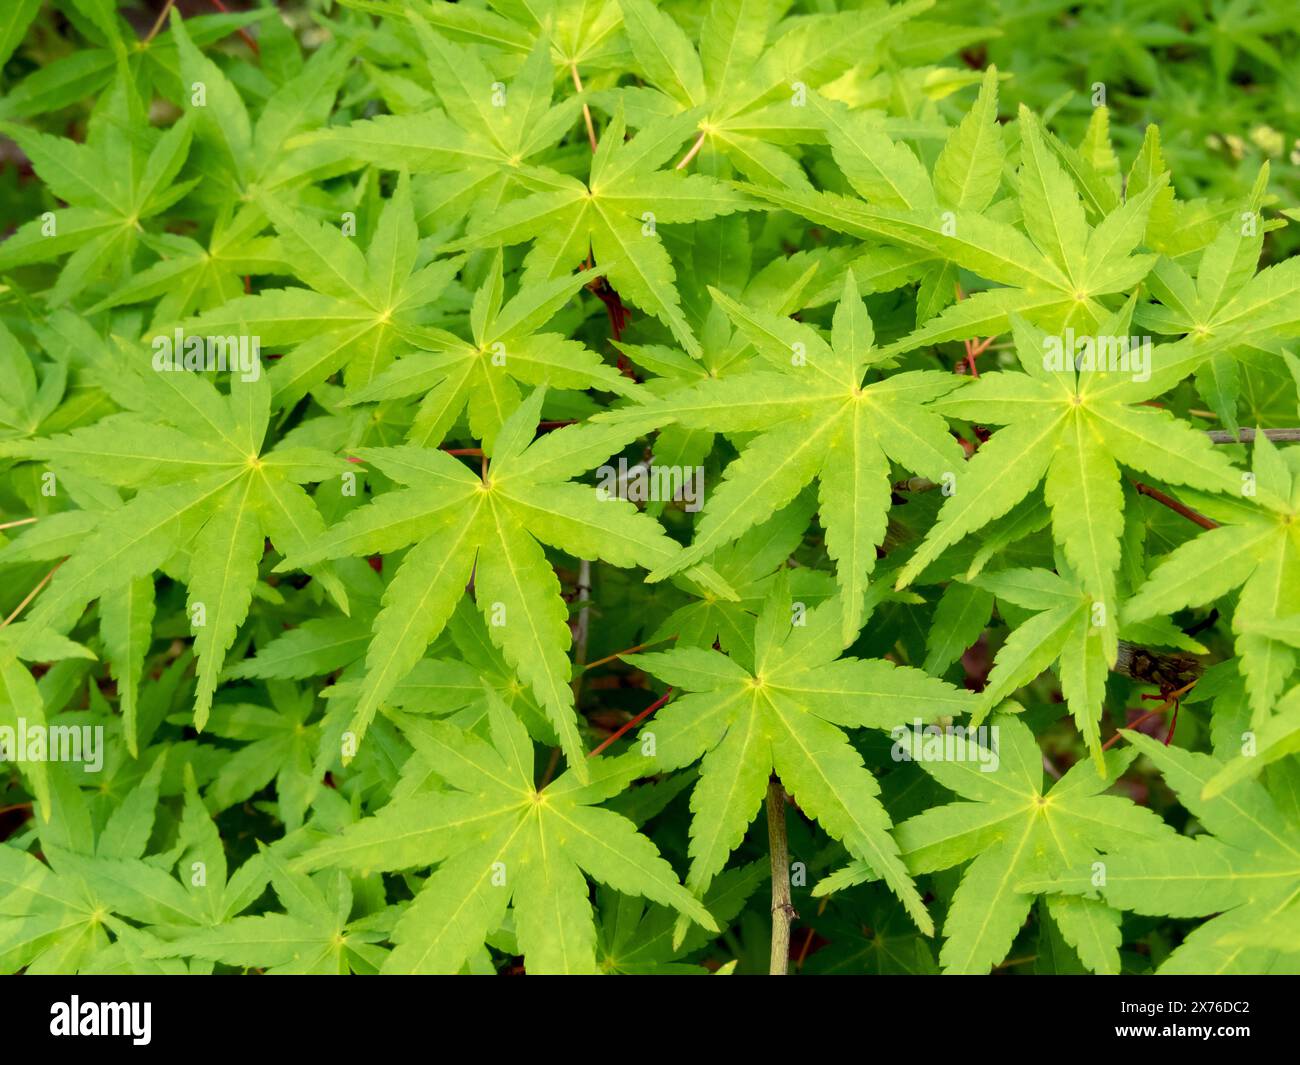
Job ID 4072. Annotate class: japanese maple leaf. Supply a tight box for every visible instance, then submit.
[0,74,195,307]
[972,562,1200,767]
[296,691,716,974]
[604,272,968,643]
[192,683,323,832]
[797,67,1004,326]
[0,623,95,816]
[1139,164,1300,431]
[1,357,348,730]
[648,495,834,663]
[892,314,1243,624]
[1124,433,1300,726]
[820,715,1175,974]
[627,582,979,937]
[278,387,734,780]
[344,249,640,450]
[594,862,765,974]
[1022,731,1300,975]
[0,763,267,974]
[295,29,581,234]
[0,8,257,121]
[446,105,751,356]
[169,11,357,201]
[87,207,284,328]
[747,106,1169,348]
[615,0,929,187]
[156,848,389,975]
[182,175,463,408]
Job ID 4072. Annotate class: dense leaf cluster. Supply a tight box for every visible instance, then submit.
[1,0,1298,975]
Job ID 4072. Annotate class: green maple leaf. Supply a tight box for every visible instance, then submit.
[747,105,1169,348]
[627,581,979,938]
[169,10,356,200]
[156,847,389,975]
[182,174,463,407]
[615,0,929,187]
[648,494,835,662]
[0,623,96,817]
[604,273,967,643]
[0,763,266,974]
[187,682,323,831]
[1022,731,1300,974]
[801,66,1004,325]
[278,387,734,780]
[344,249,640,449]
[0,72,195,306]
[821,715,1175,974]
[1124,433,1300,726]
[446,105,751,356]
[1,356,348,730]
[892,314,1243,630]
[594,861,765,974]
[0,8,259,121]
[1139,163,1300,431]
[295,29,582,234]
[297,690,716,974]
[86,206,284,328]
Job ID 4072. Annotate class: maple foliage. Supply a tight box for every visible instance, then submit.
[1,0,1299,978]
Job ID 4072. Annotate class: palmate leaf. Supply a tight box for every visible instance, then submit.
[294,29,582,234]
[1022,731,1300,975]
[279,387,734,780]
[1124,433,1300,726]
[181,173,464,408]
[803,66,1002,324]
[0,71,195,307]
[648,494,835,663]
[155,849,388,975]
[297,690,716,974]
[169,10,357,199]
[822,716,1175,974]
[746,104,1170,344]
[446,105,751,356]
[602,272,966,642]
[971,565,1116,766]
[892,314,1243,625]
[616,0,929,187]
[180,172,465,410]
[0,764,267,974]
[344,249,640,449]
[0,624,96,817]
[628,580,979,938]
[0,353,347,730]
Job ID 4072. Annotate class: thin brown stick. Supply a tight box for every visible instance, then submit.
[582,634,677,672]
[1,558,64,629]
[570,65,598,153]
[587,687,672,758]
[1206,428,1300,444]
[0,518,37,532]
[143,0,177,44]
[206,0,261,55]
[1132,481,1219,530]
[1101,707,1166,751]
[675,130,707,170]
[767,777,795,975]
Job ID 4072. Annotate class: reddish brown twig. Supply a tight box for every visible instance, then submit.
[588,688,673,758]
[1133,482,1220,530]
